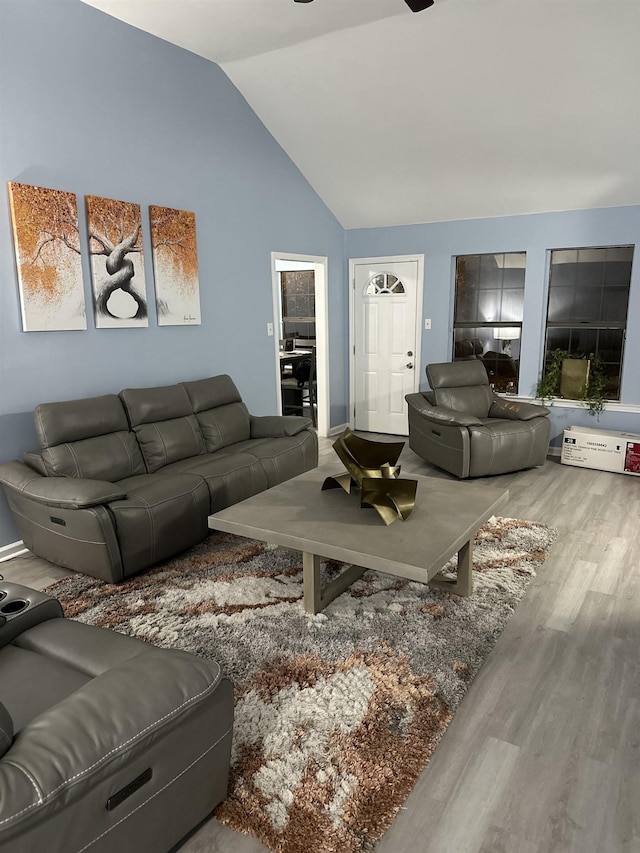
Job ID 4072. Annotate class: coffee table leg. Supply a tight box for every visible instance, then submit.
[428,539,473,597]
[302,552,367,614]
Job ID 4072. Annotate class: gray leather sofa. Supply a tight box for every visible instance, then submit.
[0,580,233,853]
[0,375,317,582]
[406,361,551,478]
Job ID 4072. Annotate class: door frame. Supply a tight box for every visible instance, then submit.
[271,252,329,438]
[349,254,424,431]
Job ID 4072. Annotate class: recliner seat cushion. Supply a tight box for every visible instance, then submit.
[110,473,210,574]
[0,645,89,732]
[226,432,318,488]
[161,452,268,512]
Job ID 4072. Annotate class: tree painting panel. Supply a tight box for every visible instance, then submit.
[8,182,87,331]
[85,195,149,328]
[149,206,201,326]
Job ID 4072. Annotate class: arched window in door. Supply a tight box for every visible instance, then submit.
[364,272,406,296]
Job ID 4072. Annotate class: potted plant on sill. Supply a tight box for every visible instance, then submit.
[536,349,606,417]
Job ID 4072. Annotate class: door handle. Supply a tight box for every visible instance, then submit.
[406,363,414,369]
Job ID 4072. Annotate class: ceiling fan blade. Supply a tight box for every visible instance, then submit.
[294,0,434,6]
[404,0,435,10]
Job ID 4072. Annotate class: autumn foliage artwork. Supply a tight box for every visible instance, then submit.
[149,205,201,326]
[86,195,149,328]
[8,182,87,331]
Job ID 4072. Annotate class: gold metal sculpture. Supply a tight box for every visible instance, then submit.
[322,428,417,525]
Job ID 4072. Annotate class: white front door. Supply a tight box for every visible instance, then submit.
[351,257,422,435]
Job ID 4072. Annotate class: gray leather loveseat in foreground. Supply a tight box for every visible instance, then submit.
[0,375,317,582]
[0,580,233,853]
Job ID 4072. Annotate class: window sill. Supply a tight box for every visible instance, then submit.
[497,394,640,415]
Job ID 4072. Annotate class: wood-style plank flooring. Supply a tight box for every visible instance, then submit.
[3,435,639,853]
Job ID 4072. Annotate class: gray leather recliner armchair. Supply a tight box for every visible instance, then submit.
[0,581,233,853]
[405,361,551,478]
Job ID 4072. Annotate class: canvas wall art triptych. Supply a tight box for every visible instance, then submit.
[7,182,202,331]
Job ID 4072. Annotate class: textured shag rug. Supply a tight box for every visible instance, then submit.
[47,516,556,853]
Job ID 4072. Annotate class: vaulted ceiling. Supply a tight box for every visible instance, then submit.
[81,0,640,229]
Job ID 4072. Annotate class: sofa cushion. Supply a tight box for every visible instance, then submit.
[35,395,146,481]
[250,415,312,438]
[41,432,146,480]
[182,376,251,452]
[231,431,318,488]
[133,416,206,473]
[120,384,206,472]
[35,395,128,447]
[161,452,268,512]
[182,375,242,411]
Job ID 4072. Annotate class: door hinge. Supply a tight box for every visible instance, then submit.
[353,344,356,355]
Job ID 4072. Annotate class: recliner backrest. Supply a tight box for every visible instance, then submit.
[34,395,146,481]
[426,361,494,419]
[119,384,206,473]
[181,375,250,452]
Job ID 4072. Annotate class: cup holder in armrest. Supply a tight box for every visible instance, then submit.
[0,599,28,616]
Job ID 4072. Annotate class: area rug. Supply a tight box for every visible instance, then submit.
[47,516,556,853]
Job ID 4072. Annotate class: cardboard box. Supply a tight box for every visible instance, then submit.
[561,426,640,476]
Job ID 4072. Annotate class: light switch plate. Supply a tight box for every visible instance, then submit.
[267,322,274,336]
[424,318,432,330]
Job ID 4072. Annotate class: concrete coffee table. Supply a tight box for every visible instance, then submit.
[208,468,508,614]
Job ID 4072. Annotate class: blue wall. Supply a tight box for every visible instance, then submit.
[347,206,640,445]
[0,0,348,544]
[1,1,638,549]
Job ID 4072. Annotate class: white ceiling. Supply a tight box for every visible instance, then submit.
[82,0,640,229]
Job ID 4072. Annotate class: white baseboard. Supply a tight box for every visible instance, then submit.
[328,423,349,436]
[0,540,27,563]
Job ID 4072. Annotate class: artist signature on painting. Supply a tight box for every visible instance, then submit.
[183,315,197,323]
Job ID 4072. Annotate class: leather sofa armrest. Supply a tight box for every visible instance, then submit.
[0,649,229,835]
[250,415,312,438]
[489,396,550,421]
[405,393,483,427]
[0,461,126,509]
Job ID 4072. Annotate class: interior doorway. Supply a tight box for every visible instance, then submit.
[271,253,329,437]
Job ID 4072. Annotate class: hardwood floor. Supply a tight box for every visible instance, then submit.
[3,436,639,853]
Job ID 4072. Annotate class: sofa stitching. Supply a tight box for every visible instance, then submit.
[115,431,135,476]
[152,423,168,470]
[186,415,204,455]
[66,444,82,478]
[0,677,222,827]
[34,409,47,450]
[3,760,44,805]
[148,502,156,565]
[115,482,204,511]
[73,723,233,853]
